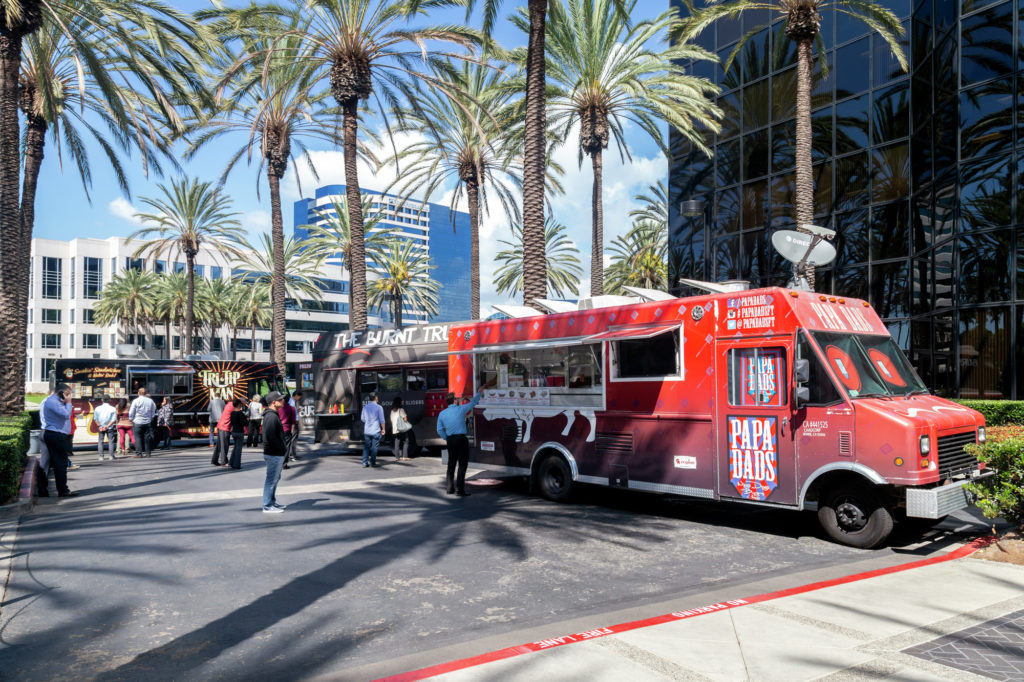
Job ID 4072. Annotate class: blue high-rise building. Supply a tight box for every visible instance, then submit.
[294,185,472,324]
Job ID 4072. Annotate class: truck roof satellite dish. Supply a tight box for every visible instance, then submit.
[772,229,837,266]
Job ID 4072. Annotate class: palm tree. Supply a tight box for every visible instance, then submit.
[387,60,523,320]
[189,11,342,372]
[535,0,719,296]
[234,232,326,364]
[153,272,190,359]
[239,286,272,362]
[93,269,156,346]
[300,193,391,317]
[494,216,583,300]
[677,1,907,285]
[128,176,245,358]
[0,0,215,416]
[629,181,668,229]
[367,238,441,328]
[604,220,668,294]
[199,277,235,356]
[246,0,481,332]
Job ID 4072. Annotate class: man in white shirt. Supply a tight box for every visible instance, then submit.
[93,396,118,461]
[128,388,157,457]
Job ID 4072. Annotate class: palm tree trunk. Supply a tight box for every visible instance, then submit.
[0,29,24,415]
[590,148,604,297]
[521,0,548,307]
[14,114,45,412]
[342,101,368,331]
[268,171,287,377]
[185,252,196,355]
[467,179,481,320]
[164,319,170,359]
[795,37,815,288]
[394,295,402,329]
[250,319,256,362]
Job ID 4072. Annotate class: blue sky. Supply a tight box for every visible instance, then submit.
[32,1,670,313]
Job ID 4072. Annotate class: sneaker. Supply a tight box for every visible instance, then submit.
[262,506,284,514]
[68,464,81,470]
[272,503,287,510]
[362,463,369,468]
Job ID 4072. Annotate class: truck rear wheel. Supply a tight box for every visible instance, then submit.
[817,485,893,549]
[536,455,574,502]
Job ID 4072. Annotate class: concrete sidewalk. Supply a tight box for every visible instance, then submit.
[395,549,1024,682]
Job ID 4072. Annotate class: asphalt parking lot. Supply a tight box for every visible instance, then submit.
[0,441,996,681]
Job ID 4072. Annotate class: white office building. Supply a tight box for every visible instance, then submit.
[25,236,379,393]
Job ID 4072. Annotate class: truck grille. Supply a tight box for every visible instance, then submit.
[936,431,978,478]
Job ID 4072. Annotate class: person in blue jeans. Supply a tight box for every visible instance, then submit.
[261,391,287,513]
[360,392,386,467]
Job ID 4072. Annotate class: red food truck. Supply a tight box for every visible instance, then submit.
[446,287,990,548]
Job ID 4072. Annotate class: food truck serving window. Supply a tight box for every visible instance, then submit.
[728,348,786,407]
[129,371,191,396]
[812,332,927,398]
[477,342,602,407]
[610,327,681,380]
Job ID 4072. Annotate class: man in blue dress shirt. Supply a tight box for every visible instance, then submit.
[360,392,386,467]
[41,384,76,497]
[437,392,482,497]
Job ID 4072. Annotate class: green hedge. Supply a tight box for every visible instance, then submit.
[967,437,1024,526]
[0,411,33,504]
[954,400,1024,426]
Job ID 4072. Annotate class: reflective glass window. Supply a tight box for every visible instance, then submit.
[959,229,1012,304]
[742,130,770,181]
[836,95,870,155]
[912,191,931,253]
[769,173,794,226]
[715,234,743,280]
[772,24,796,72]
[719,47,741,92]
[873,84,909,145]
[772,68,797,122]
[959,307,1011,399]
[812,53,836,108]
[836,38,870,97]
[1016,228,1024,300]
[934,181,956,243]
[770,120,795,173]
[742,230,766,281]
[718,15,741,47]
[871,142,909,204]
[960,81,1013,160]
[872,201,910,259]
[834,265,868,300]
[870,260,910,318]
[741,181,768,230]
[717,139,741,186]
[960,155,1012,231]
[835,209,869,266]
[716,188,742,233]
[719,91,741,141]
[835,9,868,45]
[813,161,832,217]
[811,106,832,161]
[873,20,910,87]
[912,256,930,315]
[963,0,1004,12]
[934,241,954,309]
[741,29,771,83]
[961,2,1013,86]
[743,78,771,130]
[835,152,869,211]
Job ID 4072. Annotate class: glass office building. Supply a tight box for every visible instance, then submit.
[294,185,472,324]
[670,0,1024,398]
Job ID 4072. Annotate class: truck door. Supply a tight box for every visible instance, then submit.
[716,339,798,506]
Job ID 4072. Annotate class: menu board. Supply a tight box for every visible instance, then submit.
[481,387,551,406]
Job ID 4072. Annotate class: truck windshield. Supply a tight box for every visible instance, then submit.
[812,332,927,398]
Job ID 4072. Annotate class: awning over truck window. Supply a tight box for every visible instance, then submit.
[582,323,679,342]
[440,336,591,355]
[126,365,194,375]
[325,360,445,372]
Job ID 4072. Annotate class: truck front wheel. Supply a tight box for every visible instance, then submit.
[817,485,894,549]
[536,455,574,502]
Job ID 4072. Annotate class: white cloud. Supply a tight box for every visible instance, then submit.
[108,197,145,225]
[241,210,272,237]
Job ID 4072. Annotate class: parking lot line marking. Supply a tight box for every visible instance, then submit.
[376,535,998,682]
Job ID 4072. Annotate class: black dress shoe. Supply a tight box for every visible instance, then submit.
[283,464,290,469]
[446,489,455,495]
[456,491,471,497]
[58,491,79,498]
[36,491,49,498]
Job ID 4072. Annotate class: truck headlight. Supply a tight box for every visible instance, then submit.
[978,427,986,443]
[919,435,930,455]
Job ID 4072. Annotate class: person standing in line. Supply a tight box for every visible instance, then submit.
[285,390,304,463]
[260,391,288,513]
[229,398,248,469]
[115,398,134,456]
[390,397,412,462]
[360,392,386,468]
[129,388,156,458]
[156,397,174,450]
[208,395,225,448]
[279,392,297,469]
[437,392,482,497]
[246,394,264,447]
[93,396,117,461]
[212,397,234,466]
[35,390,51,498]
[41,384,76,498]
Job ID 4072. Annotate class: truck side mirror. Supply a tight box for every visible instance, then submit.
[794,358,810,384]
[794,385,810,408]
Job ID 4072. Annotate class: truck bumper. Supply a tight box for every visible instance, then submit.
[905,471,994,519]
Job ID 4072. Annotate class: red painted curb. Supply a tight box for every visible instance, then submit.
[18,455,38,503]
[377,535,998,682]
